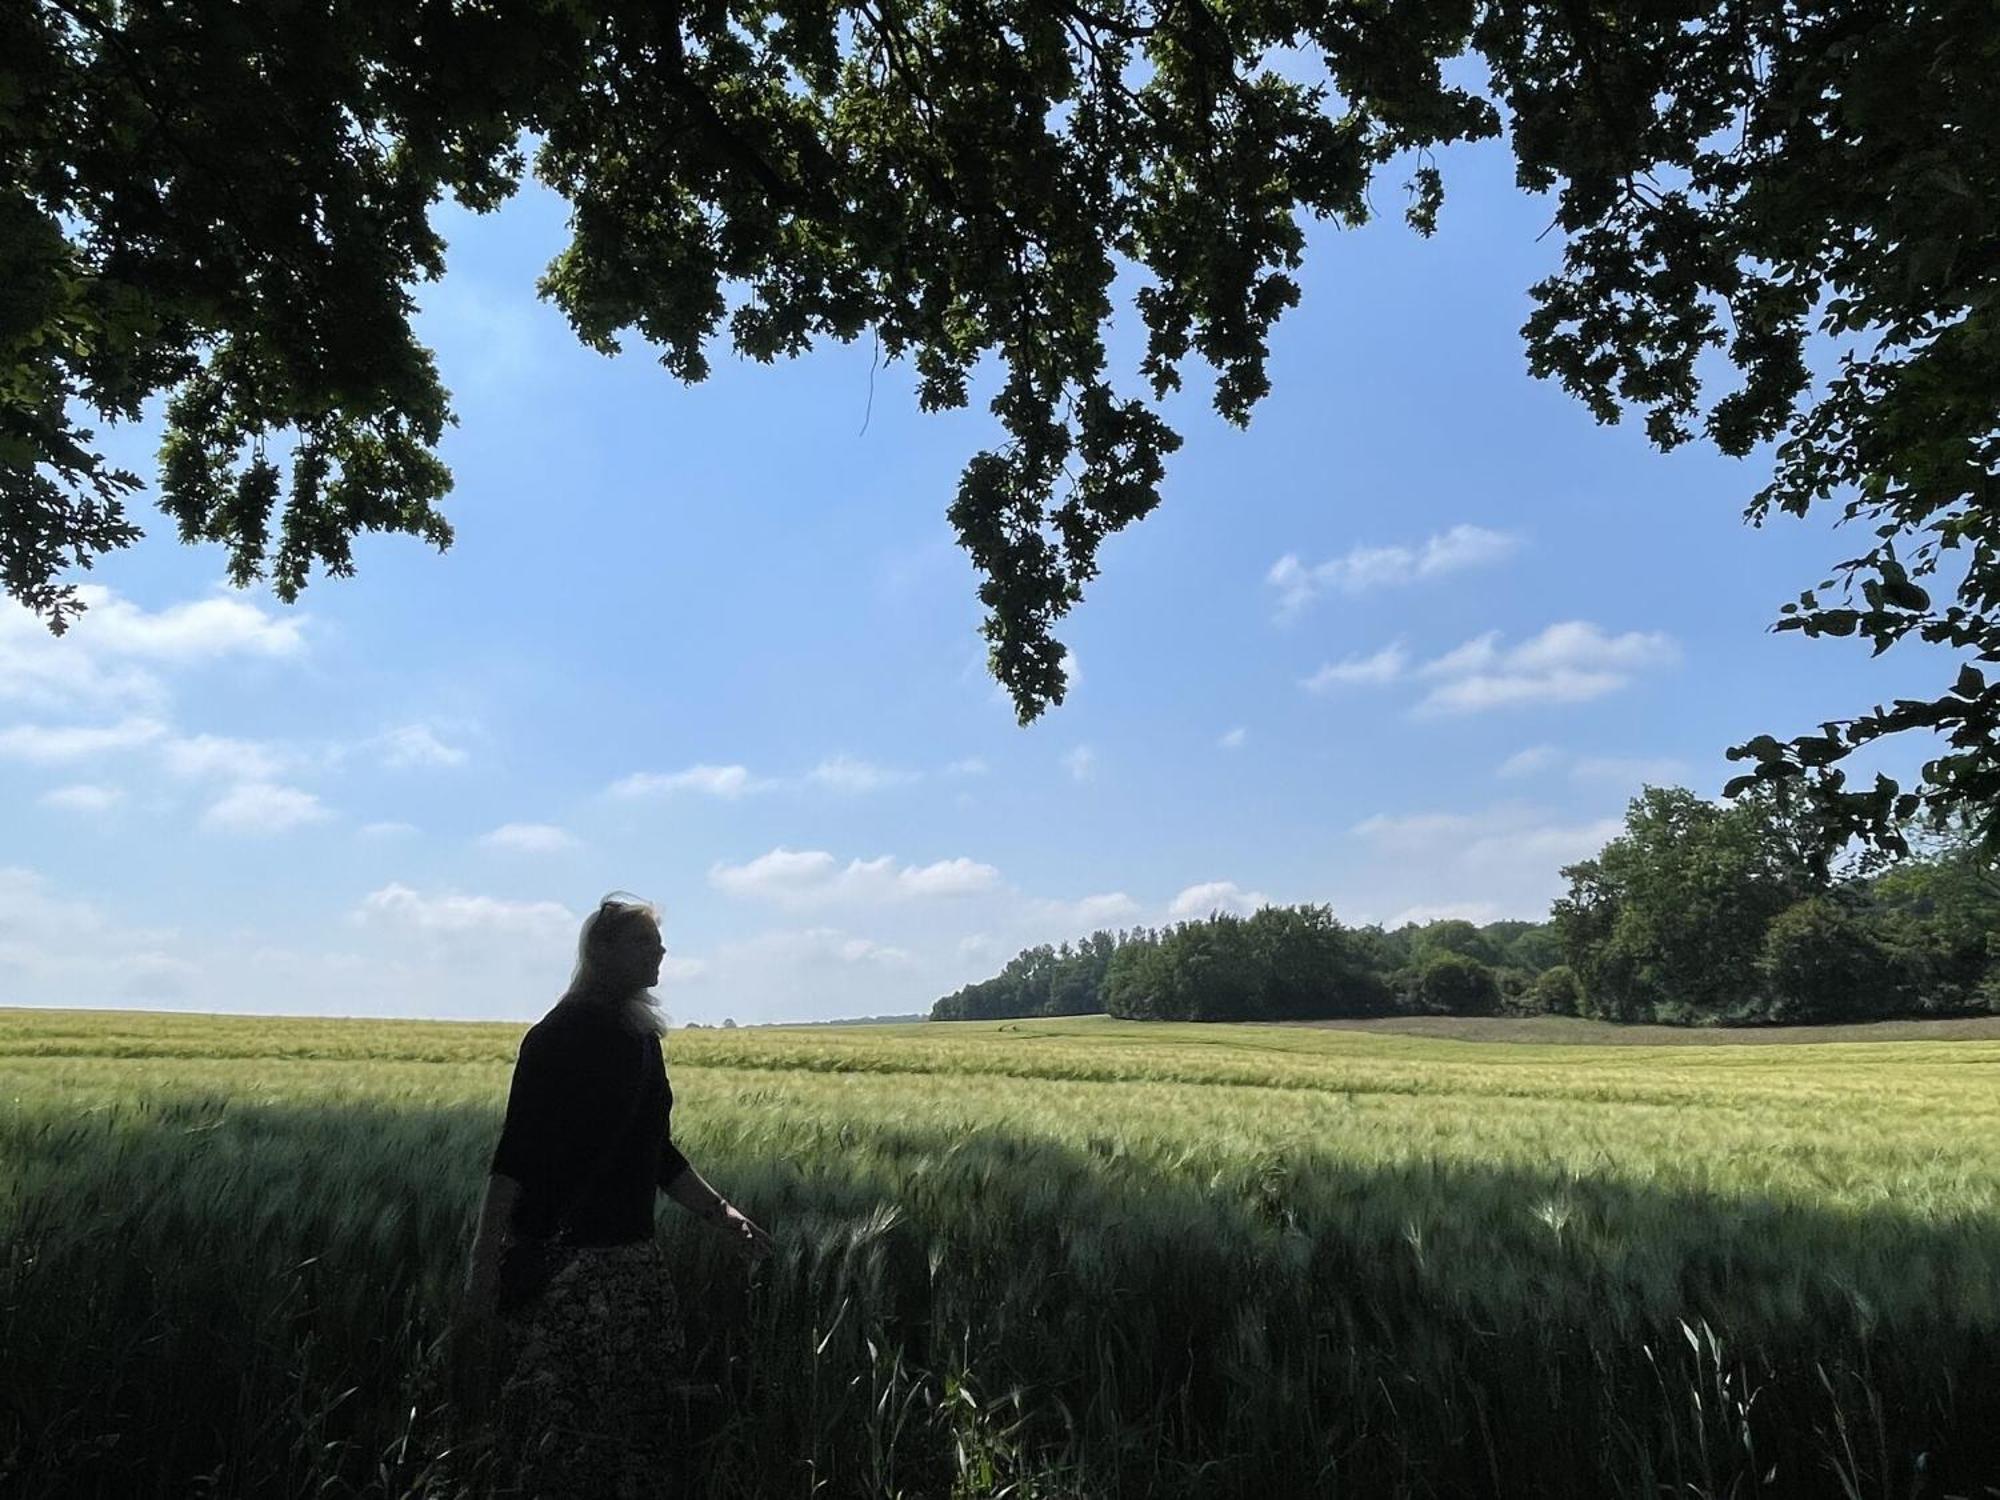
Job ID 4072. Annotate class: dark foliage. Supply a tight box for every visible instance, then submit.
[932,907,1555,1023]
[9,1,2000,847]
[1556,785,2000,1024]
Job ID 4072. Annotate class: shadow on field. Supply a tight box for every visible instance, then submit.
[2,1094,1996,1499]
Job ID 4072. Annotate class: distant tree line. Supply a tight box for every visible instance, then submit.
[929,908,1567,1024]
[932,785,2000,1027]
[1550,787,2000,1025]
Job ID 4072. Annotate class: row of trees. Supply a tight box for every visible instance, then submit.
[1551,788,2000,1024]
[929,909,1568,1024]
[932,788,2000,1027]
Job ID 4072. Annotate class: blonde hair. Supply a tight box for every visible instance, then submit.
[557,890,671,1035]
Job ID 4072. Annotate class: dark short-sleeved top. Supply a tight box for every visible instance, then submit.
[489,1000,692,1246]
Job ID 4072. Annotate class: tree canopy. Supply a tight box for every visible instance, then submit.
[1552,785,2000,1023]
[7,0,1997,846]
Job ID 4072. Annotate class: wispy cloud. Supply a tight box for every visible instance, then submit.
[610,763,761,799]
[0,585,305,713]
[806,755,917,794]
[1269,525,1518,619]
[1352,803,1623,875]
[1301,644,1408,693]
[38,783,123,813]
[1497,744,1562,778]
[372,724,470,770]
[355,883,574,939]
[1415,622,1678,715]
[0,717,168,763]
[479,822,580,854]
[67,586,307,661]
[710,848,1002,907]
[1169,880,1271,919]
[719,926,914,969]
[161,732,291,781]
[200,782,334,836]
[1027,891,1143,930]
[1062,745,1097,782]
[1218,727,1248,751]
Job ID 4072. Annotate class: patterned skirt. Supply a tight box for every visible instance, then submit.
[491,1239,690,1500]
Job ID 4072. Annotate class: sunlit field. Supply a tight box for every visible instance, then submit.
[4,1007,1998,1498]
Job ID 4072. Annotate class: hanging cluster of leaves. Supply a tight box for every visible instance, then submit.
[5,0,1995,846]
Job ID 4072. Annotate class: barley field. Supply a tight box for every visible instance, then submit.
[2,1007,1997,1498]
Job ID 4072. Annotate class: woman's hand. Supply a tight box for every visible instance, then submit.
[713,1202,774,1265]
[449,1249,503,1417]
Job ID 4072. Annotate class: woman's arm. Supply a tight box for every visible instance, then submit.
[664,1162,776,1262]
[463,1171,523,1307]
[662,1160,729,1224]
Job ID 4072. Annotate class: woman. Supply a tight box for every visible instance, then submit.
[457,891,773,1499]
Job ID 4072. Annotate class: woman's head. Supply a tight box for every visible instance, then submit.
[561,890,670,1034]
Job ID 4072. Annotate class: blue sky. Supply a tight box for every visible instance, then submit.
[2,127,1953,1024]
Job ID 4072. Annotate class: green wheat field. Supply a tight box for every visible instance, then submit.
[4,1007,1999,1498]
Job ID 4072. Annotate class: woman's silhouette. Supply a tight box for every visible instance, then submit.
[457,891,772,1497]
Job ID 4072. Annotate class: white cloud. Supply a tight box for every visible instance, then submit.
[1415,622,1678,715]
[610,763,759,799]
[1337,802,1625,930]
[355,883,576,939]
[720,926,914,969]
[709,848,1002,907]
[1063,745,1097,781]
[479,822,580,854]
[0,717,168,763]
[1353,808,1515,849]
[837,934,912,964]
[38,784,123,813]
[160,732,290,781]
[1169,880,1271,919]
[711,847,837,897]
[1219,727,1248,750]
[659,954,708,982]
[896,857,1004,898]
[0,584,302,714]
[1074,891,1141,925]
[373,724,469,770]
[1497,745,1562,778]
[1027,891,1142,930]
[1353,804,1622,876]
[359,820,419,838]
[0,867,195,1003]
[945,756,989,776]
[0,627,163,710]
[1427,671,1632,712]
[1269,525,1518,617]
[1421,632,1503,678]
[67,584,306,661]
[806,755,916,794]
[200,782,334,835]
[1302,644,1408,692]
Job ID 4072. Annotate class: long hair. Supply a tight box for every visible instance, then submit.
[556,890,671,1036]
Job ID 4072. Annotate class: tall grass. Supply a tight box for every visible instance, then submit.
[1,1009,1996,1497]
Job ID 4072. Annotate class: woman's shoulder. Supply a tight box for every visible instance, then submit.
[525,998,650,1053]
[521,1000,603,1054]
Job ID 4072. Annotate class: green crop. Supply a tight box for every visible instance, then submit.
[2,1009,1995,1497]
